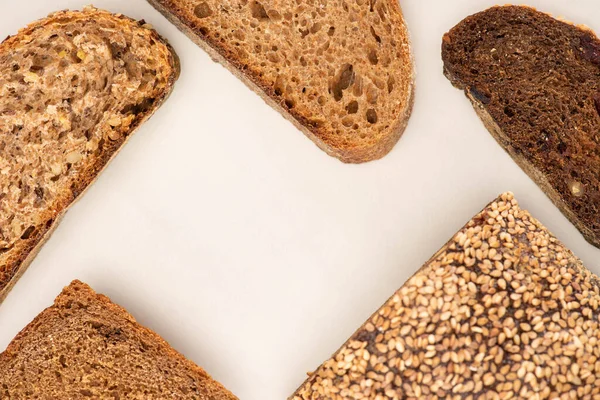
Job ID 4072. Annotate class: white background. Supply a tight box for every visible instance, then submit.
[0,1,599,399]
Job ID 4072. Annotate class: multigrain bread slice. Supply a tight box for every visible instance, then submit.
[0,7,179,303]
[290,192,600,399]
[0,280,237,399]
[442,6,600,248]
[147,0,414,163]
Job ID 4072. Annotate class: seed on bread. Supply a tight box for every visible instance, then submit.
[290,192,600,399]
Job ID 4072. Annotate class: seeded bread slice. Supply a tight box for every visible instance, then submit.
[147,0,414,163]
[0,7,179,303]
[0,280,237,399]
[442,6,600,248]
[290,192,600,399]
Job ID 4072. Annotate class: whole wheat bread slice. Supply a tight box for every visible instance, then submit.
[290,192,600,399]
[442,6,600,248]
[0,7,179,303]
[0,280,237,399]
[147,0,414,163]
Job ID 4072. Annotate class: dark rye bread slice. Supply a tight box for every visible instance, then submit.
[147,0,414,163]
[442,6,600,248]
[290,192,600,399]
[0,280,237,399]
[0,7,179,303]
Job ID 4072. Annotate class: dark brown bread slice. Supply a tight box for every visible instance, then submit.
[290,192,600,399]
[0,280,237,399]
[0,7,179,303]
[442,6,600,248]
[147,0,414,163]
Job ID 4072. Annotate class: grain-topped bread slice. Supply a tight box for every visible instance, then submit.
[0,280,237,399]
[0,7,179,303]
[148,0,414,163]
[290,192,600,399]
[442,6,600,248]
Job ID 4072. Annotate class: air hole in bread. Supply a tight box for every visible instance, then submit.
[331,64,355,101]
[20,226,35,240]
[504,107,515,117]
[328,27,335,36]
[370,26,381,43]
[366,86,378,104]
[387,76,395,93]
[368,49,378,65]
[346,101,359,114]
[366,109,378,124]
[267,9,282,20]
[274,75,284,96]
[194,3,212,19]
[342,116,353,127]
[310,22,322,34]
[284,98,295,109]
[250,1,269,20]
[377,4,387,21]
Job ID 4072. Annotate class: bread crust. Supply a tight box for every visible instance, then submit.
[0,8,180,304]
[442,5,600,248]
[0,280,238,399]
[148,0,414,163]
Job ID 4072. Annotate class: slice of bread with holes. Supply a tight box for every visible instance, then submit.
[0,7,179,303]
[148,0,414,163]
[0,280,238,399]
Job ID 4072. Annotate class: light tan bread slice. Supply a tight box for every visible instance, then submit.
[0,7,179,303]
[290,192,600,399]
[0,280,237,399]
[148,0,414,163]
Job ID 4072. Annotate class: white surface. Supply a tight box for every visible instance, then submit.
[0,1,599,398]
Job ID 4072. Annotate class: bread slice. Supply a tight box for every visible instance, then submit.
[147,0,414,163]
[442,6,600,248]
[0,7,179,303]
[290,192,600,399]
[0,280,237,399]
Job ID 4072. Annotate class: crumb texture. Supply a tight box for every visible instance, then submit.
[291,192,600,399]
[0,280,237,400]
[442,6,600,247]
[150,0,413,162]
[0,7,178,299]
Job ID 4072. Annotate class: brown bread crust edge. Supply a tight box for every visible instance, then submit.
[0,280,238,400]
[147,0,414,163]
[441,6,600,248]
[0,9,180,304]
